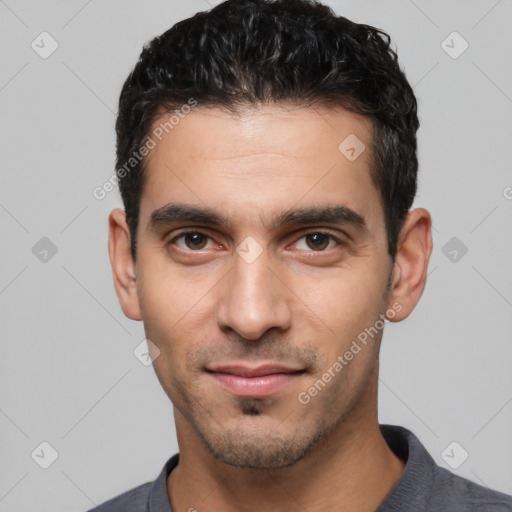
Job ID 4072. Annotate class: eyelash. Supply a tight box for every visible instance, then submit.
[167,230,344,253]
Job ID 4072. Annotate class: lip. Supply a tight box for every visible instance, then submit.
[206,363,305,397]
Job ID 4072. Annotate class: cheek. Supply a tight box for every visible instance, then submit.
[137,264,222,357]
[296,268,382,336]
[136,273,193,371]
[292,269,386,386]
[137,256,211,332]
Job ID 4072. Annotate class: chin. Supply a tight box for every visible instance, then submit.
[192,414,329,470]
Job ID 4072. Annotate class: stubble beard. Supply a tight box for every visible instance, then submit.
[184,396,345,470]
[173,361,378,471]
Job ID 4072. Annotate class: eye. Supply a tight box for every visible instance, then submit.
[167,230,343,254]
[293,232,341,252]
[170,231,216,251]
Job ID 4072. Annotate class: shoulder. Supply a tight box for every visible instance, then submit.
[85,453,179,512]
[378,424,512,511]
[428,466,512,511]
[86,481,153,512]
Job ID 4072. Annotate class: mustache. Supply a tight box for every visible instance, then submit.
[187,335,322,371]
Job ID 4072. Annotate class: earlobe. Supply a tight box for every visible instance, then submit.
[108,208,142,321]
[387,208,433,322]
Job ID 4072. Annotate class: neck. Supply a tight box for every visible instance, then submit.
[168,386,405,511]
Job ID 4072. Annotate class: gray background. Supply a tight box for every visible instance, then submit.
[1,0,511,510]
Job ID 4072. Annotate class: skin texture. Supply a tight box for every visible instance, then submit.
[108,104,433,511]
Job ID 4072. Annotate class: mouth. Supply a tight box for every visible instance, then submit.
[205,363,306,398]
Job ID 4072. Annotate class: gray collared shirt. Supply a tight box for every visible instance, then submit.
[87,424,512,511]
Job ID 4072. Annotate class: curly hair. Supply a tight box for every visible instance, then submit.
[115,0,419,262]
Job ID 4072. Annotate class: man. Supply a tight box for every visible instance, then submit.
[91,0,512,510]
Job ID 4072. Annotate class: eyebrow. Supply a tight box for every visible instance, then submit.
[146,202,367,233]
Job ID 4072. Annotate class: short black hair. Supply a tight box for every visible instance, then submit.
[115,0,419,262]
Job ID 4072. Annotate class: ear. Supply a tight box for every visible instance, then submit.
[108,208,142,321]
[386,208,433,322]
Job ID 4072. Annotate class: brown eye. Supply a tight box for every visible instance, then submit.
[172,232,212,251]
[305,233,331,251]
[184,233,208,249]
[293,232,339,252]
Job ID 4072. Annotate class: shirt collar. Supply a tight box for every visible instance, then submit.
[377,424,436,511]
[147,453,178,512]
[146,424,435,511]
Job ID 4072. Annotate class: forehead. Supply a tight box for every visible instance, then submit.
[139,104,382,232]
[148,103,373,165]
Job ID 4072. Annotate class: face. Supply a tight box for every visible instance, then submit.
[128,104,397,469]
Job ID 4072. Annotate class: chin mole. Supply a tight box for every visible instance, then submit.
[240,398,262,416]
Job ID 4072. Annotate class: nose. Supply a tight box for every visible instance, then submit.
[216,246,292,341]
